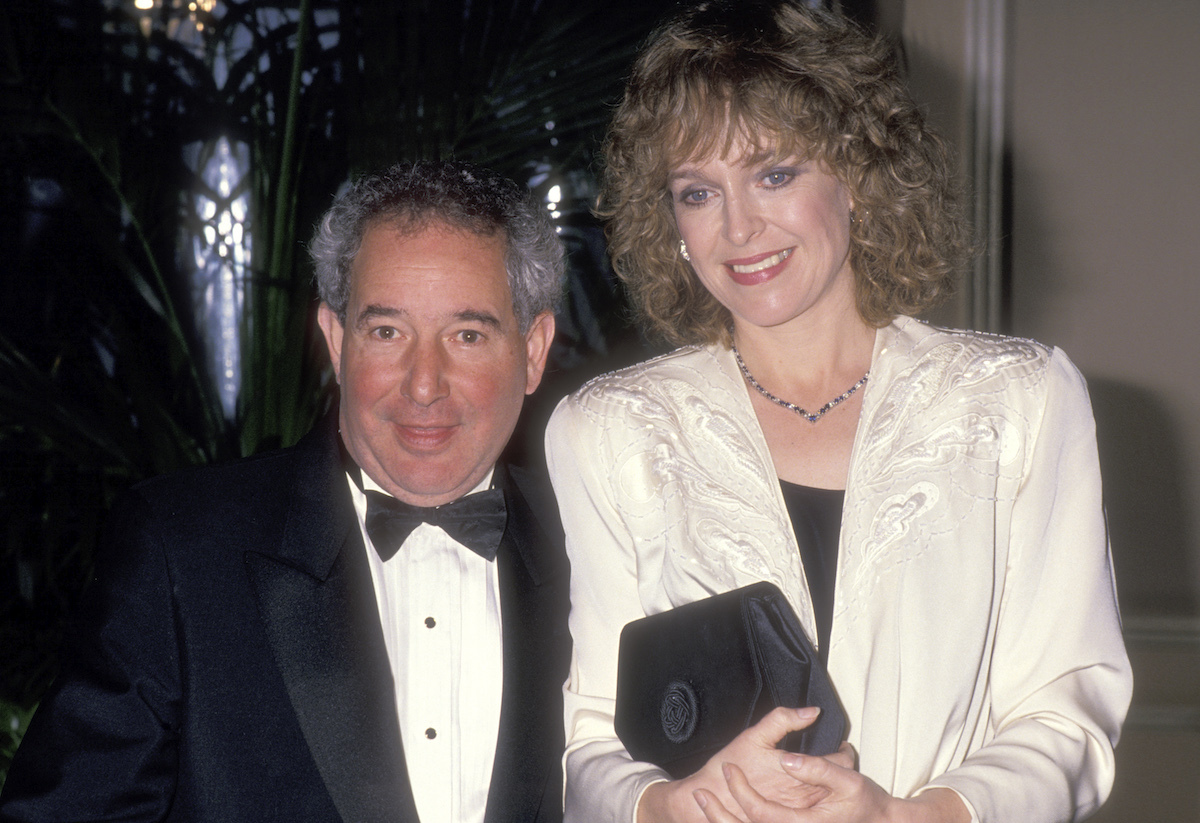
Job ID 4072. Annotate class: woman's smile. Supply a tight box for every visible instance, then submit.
[725,248,794,284]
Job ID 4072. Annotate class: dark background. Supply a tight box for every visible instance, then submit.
[0,0,888,784]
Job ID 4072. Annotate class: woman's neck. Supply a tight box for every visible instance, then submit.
[730,306,877,401]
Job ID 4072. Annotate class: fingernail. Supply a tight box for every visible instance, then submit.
[722,762,732,780]
[694,790,708,809]
[799,706,820,719]
[781,753,803,769]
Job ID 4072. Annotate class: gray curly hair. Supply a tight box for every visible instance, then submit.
[310,160,565,332]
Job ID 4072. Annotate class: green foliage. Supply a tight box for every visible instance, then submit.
[0,698,37,794]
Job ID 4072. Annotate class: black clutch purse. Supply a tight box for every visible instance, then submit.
[614,581,845,779]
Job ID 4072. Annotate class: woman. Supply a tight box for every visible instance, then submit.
[544,2,1131,822]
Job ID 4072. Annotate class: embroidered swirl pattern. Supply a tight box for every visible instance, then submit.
[566,320,1051,633]
[840,329,1048,609]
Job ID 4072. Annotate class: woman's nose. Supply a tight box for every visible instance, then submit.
[723,194,765,245]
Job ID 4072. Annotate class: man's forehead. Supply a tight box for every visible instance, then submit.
[354,219,509,269]
[355,219,510,280]
[347,220,515,322]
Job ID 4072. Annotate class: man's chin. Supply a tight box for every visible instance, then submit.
[377,461,491,508]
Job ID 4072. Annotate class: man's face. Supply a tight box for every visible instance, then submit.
[318,219,554,506]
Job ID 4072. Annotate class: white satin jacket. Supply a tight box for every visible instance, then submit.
[545,317,1131,823]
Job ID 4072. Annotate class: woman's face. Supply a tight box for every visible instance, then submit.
[668,139,857,336]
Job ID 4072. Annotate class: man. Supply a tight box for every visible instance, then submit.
[1,161,571,822]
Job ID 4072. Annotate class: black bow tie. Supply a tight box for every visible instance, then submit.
[364,488,507,562]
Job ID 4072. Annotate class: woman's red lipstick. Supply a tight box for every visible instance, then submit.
[724,248,793,285]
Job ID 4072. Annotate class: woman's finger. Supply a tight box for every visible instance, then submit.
[694,788,745,823]
[824,741,856,771]
[723,762,814,823]
[780,752,843,789]
[742,706,821,748]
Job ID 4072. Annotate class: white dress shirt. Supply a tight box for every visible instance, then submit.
[348,469,504,823]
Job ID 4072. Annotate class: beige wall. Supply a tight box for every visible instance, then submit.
[902,0,1200,619]
[1007,7,1200,816]
[902,1,1200,819]
[1009,0,1200,620]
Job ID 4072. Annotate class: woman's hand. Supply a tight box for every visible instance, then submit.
[692,753,970,823]
[638,706,849,823]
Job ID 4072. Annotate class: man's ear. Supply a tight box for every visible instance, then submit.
[523,311,556,395]
[317,302,344,384]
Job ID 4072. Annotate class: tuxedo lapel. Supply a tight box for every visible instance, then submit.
[245,418,420,823]
[485,465,571,823]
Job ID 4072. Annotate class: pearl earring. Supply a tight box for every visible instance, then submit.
[679,240,691,262]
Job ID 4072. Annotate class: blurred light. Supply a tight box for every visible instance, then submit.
[135,0,154,9]
[189,135,251,418]
[547,185,562,203]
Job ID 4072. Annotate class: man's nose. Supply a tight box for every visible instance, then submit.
[402,340,450,406]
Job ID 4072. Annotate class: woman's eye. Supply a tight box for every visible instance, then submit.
[680,189,709,205]
[763,170,793,187]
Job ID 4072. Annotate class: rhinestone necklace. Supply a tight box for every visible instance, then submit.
[733,344,869,424]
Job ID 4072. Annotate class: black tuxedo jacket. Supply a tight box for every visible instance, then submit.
[0,416,571,822]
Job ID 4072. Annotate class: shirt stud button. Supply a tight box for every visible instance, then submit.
[425,728,437,739]
[425,616,436,628]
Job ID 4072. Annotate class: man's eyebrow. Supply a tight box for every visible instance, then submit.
[354,304,404,328]
[353,305,503,329]
[455,309,502,329]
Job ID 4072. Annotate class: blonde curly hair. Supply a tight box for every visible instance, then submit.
[598,0,972,347]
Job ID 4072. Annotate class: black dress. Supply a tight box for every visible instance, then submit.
[779,481,843,667]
